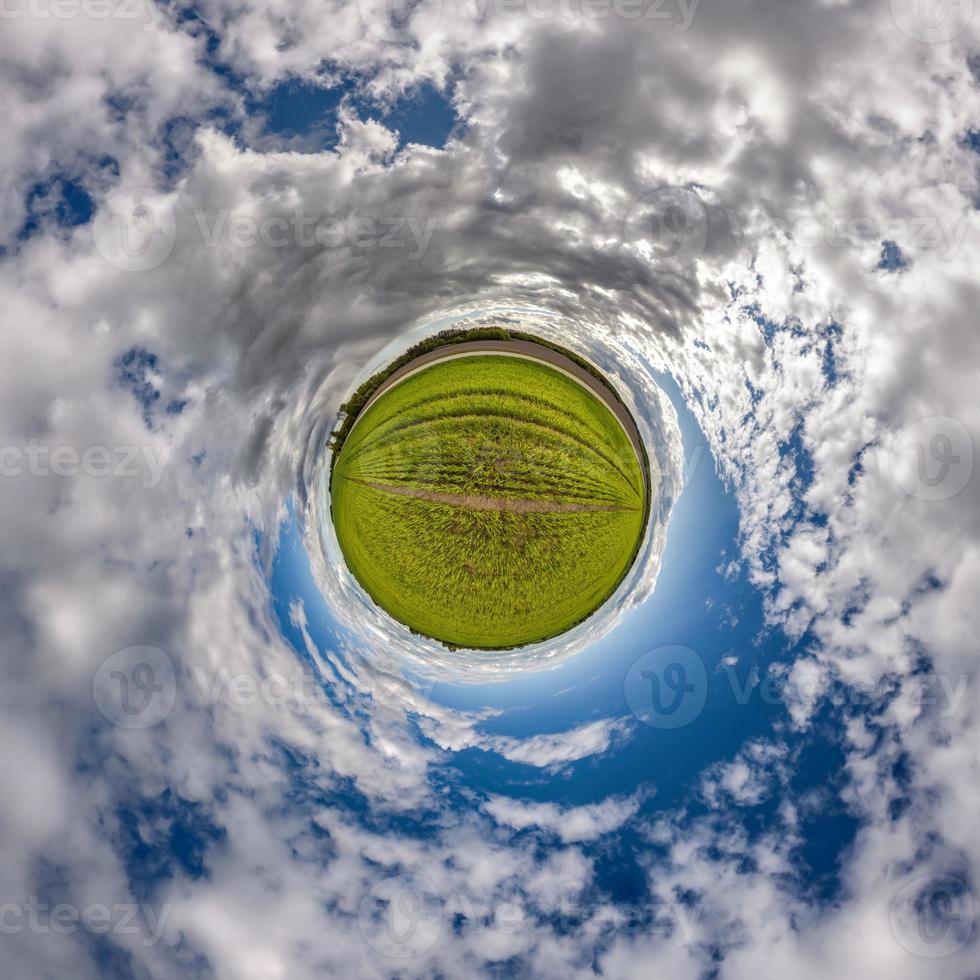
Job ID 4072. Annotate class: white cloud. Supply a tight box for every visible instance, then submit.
[484,793,642,843]
[2,0,980,977]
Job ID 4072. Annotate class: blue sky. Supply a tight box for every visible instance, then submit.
[266,359,859,915]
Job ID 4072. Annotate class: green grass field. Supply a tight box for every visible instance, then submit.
[330,354,647,649]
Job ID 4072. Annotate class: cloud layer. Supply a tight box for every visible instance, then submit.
[1,0,979,977]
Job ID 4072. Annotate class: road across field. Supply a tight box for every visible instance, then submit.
[348,477,638,513]
[351,339,648,493]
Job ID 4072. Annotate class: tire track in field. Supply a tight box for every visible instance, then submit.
[345,478,639,514]
[344,411,642,498]
[346,343,647,484]
[346,386,611,453]
[352,453,631,506]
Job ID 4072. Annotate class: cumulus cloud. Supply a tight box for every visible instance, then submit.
[2,0,980,976]
[484,793,643,843]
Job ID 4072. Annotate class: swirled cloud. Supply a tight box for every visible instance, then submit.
[1,0,979,977]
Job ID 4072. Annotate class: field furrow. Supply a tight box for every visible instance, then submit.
[330,353,648,649]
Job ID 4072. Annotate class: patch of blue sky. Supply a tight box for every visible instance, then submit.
[239,76,459,152]
[17,176,94,242]
[113,790,227,902]
[822,321,842,387]
[265,504,357,714]
[878,239,908,272]
[244,76,356,151]
[175,6,458,154]
[159,116,199,185]
[126,11,460,163]
[357,81,459,149]
[781,421,817,517]
[788,724,861,902]
[174,4,222,59]
[447,376,793,787]
[114,348,162,428]
[266,371,859,905]
[113,347,190,429]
